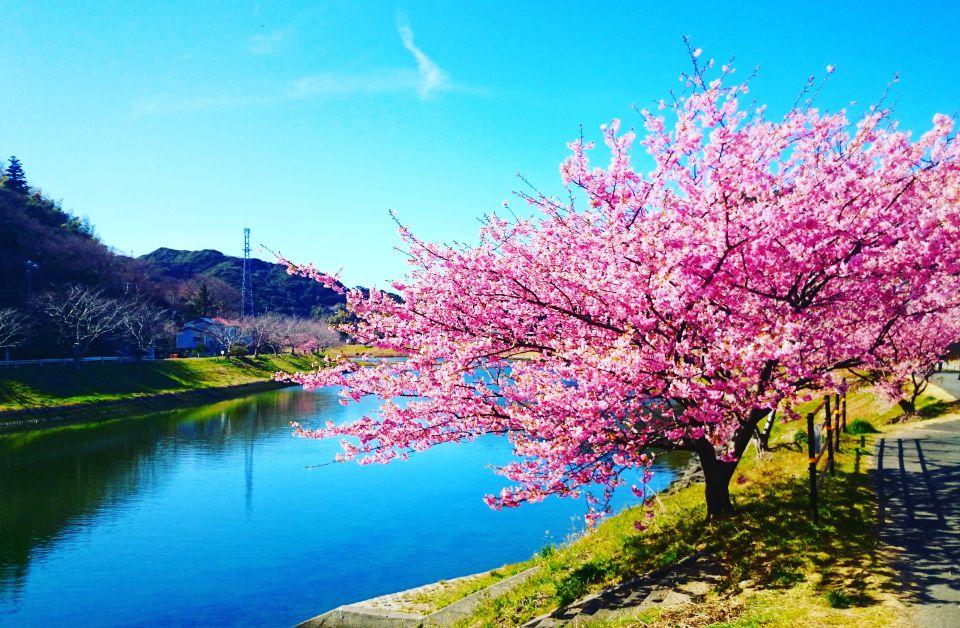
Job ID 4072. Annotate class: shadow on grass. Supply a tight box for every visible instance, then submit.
[616,461,897,608]
[917,399,960,419]
[0,357,290,408]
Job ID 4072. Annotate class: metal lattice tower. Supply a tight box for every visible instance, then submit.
[241,228,254,318]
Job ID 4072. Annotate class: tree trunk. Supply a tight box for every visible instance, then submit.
[756,408,776,452]
[698,451,737,517]
[898,399,916,414]
[693,407,770,518]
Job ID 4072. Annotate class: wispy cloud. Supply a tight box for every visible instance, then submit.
[132,19,466,117]
[248,29,287,55]
[287,70,422,99]
[131,70,423,116]
[131,93,274,116]
[395,16,449,99]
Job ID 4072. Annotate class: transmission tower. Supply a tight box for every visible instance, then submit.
[241,228,254,318]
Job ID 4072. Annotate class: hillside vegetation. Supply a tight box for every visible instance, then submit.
[0,156,363,362]
[141,247,346,318]
[0,175,349,320]
[0,186,155,308]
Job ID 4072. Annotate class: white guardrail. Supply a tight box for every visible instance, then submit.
[0,356,157,367]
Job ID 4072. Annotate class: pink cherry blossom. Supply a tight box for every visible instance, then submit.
[282,58,960,520]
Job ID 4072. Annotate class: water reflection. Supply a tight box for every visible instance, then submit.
[0,387,684,626]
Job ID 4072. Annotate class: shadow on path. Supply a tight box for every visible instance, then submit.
[874,413,960,626]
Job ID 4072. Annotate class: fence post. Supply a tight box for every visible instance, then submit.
[841,392,847,433]
[825,397,835,475]
[807,411,819,524]
[834,393,842,452]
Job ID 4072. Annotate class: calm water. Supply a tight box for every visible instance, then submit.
[0,386,681,626]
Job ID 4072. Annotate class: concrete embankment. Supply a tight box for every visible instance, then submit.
[299,566,542,627]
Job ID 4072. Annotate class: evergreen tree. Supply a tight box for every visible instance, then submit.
[187,282,213,318]
[4,156,29,195]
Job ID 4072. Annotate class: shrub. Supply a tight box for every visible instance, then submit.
[554,575,587,606]
[826,589,853,608]
[847,419,879,435]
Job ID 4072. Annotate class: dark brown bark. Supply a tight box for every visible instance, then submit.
[698,451,737,516]
[692,407,770,518]
[898,398,916,414]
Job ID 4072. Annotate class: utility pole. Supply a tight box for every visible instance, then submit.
[24,259,38,299]
[21,260,39,359]
[241,228,253,318]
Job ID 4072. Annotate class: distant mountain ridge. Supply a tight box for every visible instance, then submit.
[141,247,346,318]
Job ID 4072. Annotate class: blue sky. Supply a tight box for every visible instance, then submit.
[2,1,958,287]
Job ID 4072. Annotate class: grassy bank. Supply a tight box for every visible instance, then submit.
[0,345,403,413]
[0,354,325,412]
[422,382,958,627]
[323,345,403,359]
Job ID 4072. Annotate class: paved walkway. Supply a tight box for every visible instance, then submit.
[876,376,960,627]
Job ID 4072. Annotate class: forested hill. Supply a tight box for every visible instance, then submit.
[0,185,155,308]
[140,247,346,318]
[0,156,349,319]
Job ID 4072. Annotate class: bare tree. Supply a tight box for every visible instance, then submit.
[300,318,340,353]
[238,314,341,357]
[120,296,170,360]
[273,316,302,354]
[205,318,244,354]
[0,308,31,361]
[240,314,285,357]
[36,285,125,363]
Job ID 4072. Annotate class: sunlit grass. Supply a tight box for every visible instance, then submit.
[0,354,322,411]
[323,345,403,358]
[453,383,956,626]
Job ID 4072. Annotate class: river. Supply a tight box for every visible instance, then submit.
[0,386,682,626]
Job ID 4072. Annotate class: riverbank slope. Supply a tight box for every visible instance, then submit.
[0,345,403,414]
[321,380,958,627]
[0,354,321,413]
[0,347,403,428]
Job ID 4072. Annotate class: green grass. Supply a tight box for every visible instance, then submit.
[847,418,880,434]
[323,345,403,358]
[452,381,956,627]
[0,353,324,411]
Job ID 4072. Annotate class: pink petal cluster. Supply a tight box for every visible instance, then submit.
[283,62,960,522]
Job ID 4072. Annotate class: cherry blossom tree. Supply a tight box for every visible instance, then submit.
[853,310,960,414]
[282,56,960,519]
